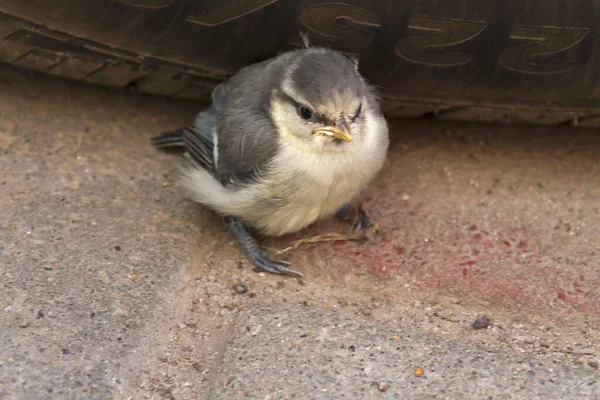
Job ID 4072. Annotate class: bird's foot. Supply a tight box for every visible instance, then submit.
[225,216,303,277]
[336,203,379,241]
[246,246,302,276]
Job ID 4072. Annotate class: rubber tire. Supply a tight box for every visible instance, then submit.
[1,0,599,126]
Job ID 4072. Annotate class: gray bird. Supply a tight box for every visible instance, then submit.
[151,47,389,276]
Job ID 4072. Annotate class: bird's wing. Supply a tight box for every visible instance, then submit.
[151,81,229,176]
[213,59,284,184]
[153,54,291,185]
[214,107,280,185]
[182,105,220,174]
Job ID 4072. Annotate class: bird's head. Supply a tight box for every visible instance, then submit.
[270,49,371,150]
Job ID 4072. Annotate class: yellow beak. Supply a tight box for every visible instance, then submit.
[312,119,353,142]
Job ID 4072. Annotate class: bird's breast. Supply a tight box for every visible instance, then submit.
[245,150,378,236]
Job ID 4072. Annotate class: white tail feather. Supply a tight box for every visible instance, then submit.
[179,167,248,217]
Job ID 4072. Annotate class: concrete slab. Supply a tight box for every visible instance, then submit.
[0,65,212,399]
[0,64,599,399]
[212,303,600,399]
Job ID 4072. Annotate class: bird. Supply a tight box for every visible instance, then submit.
[151,45,389,276]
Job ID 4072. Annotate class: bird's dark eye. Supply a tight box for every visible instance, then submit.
[298,106,313,120]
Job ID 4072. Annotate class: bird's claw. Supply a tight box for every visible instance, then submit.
[354,215,379,242]
[363,222,379,242]
[352,211,374,232]
[337,203,379,240]
[247,247,303,277]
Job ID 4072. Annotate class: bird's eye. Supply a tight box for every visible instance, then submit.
[298,106,313,120]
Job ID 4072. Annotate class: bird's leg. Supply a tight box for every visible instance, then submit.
[224,216,303,277]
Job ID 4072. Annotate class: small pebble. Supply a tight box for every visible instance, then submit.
[415,367,424,377]
[472,315,492,329]
[588,360,599,369]
[161,181,169,188]
[378,381,389,392]
[232,283,248,294]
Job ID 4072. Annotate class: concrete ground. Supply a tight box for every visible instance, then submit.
[1,64,599,399]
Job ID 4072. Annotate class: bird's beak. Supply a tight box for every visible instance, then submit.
[312,119,353,142]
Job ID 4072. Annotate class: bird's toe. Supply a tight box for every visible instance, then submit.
[248,248,303,277]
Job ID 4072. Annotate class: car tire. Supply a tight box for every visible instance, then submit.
[1,0,600,126]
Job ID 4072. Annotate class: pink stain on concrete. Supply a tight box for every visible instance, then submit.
[273,127,600,320]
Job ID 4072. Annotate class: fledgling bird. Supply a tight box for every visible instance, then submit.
[152,46,389,276]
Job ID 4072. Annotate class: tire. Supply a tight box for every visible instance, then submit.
[1,0,600,126]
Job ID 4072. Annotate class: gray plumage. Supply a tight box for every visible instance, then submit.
[152,46,389,275]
